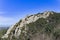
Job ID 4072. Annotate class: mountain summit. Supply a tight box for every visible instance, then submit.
[1,11,60,40]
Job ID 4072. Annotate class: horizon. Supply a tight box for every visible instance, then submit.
[0,0,60,26]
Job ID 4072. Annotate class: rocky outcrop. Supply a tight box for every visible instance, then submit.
[2,11,54,39]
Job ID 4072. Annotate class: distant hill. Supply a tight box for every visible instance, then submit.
[0,27,9,30]
[0,25,9,30]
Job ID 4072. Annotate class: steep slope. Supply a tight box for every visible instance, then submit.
[1,11,60,40]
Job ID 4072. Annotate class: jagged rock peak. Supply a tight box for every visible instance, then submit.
[2,11,54,38]
[43,11,54,15]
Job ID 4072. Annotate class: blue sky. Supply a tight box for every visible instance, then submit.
[0,0,60,26]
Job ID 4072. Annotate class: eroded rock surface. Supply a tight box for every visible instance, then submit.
[2,11,54,39]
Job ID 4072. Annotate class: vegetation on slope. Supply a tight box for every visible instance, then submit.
[0,12,60,40]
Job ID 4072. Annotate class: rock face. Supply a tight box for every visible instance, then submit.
[2,11,53,38]
[2,11,60,40]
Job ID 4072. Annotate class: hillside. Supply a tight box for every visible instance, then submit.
[0,11,60,40]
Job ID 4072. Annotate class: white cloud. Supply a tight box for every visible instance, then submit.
[0,16,19,25]
[0,12,5,14]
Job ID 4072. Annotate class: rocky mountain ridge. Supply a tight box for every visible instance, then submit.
[2,11,53,38]
[1,11,60,40]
